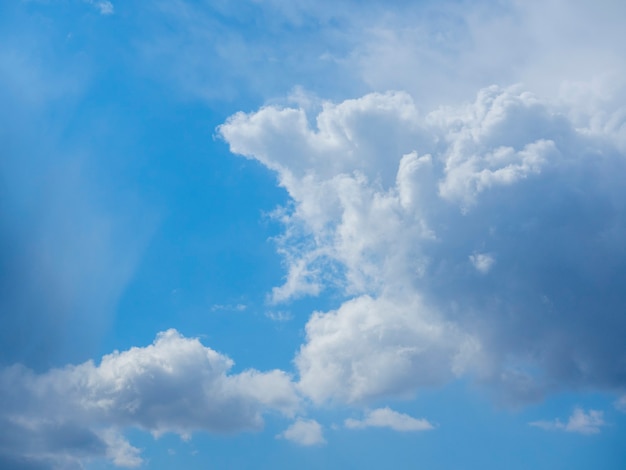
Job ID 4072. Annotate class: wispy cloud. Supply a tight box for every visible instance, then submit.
[210,303,247,313]
[469,252,496,274]
[529,408,606,435]
[345,408,434,432]
[265,311,293,322]
[86,0,115,15]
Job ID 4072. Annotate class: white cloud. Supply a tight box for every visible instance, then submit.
[97,1,114,15]
[296,294,480,404]
[103,430,143,468]
[345,407,434,432]
[469,253,495,274]
[529,408,606,435]
[277,419,325,446]
[0,330,299,467]
[349,0,626,110]
[220,83,626,405]
[86,0,115,15]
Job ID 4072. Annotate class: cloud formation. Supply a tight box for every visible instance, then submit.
[529,408,606,435]
[295,294,478,404]
[220,84,626,404]
[86,0,115,15]
[0,330,299,467]
[4,1,625,467]
[277,419,325,446]
[345,407,434,432]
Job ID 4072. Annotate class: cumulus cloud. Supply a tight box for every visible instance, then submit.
[529,408,606,435]
[344,407,434,432]
[296,294,480,404]
[0,330,299,467]
[277,419,325,446]
[220,84,626,404]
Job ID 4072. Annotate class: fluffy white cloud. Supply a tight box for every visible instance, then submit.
[220,84,626,404]
[529,408,606,435]
[0,330,299,467]
[277,419,325,446]
[345,407,434,432]
[296,294,480,404]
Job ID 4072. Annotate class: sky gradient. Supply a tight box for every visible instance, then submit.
[1,0,626,468]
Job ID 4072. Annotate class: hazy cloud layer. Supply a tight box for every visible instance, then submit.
[138,0,626,112]
[220,84,626,404]
[0,330,299,467]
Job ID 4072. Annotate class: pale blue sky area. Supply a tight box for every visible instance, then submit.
[1,1,626,469]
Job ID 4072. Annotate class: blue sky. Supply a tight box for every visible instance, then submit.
[1,0,626,468]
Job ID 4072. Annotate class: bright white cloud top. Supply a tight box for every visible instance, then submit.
[220,85,626,404]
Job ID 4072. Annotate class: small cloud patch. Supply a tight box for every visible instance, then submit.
[86,0,115,15]
[529,408,606,435]
[345,407,434,432]
[266,311,293,322]
[469,252,496,274]
[277,419,325,446]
